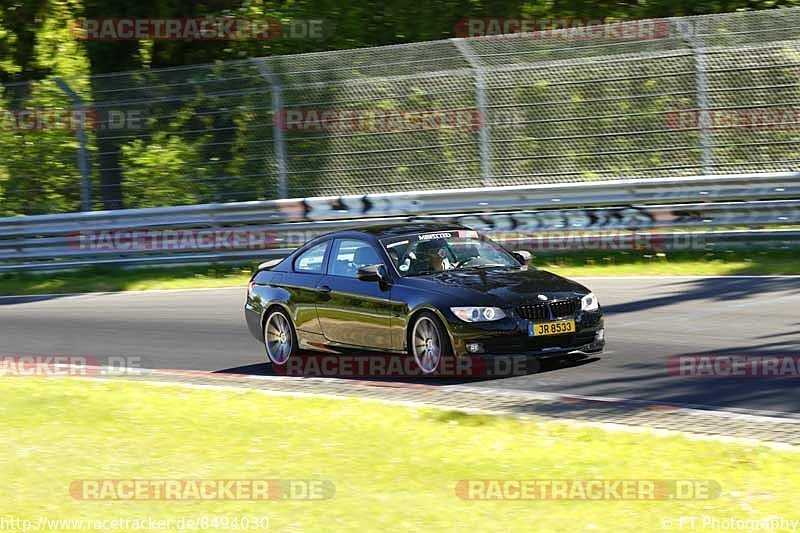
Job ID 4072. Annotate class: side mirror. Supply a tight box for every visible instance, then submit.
[512,250,532,264]
[357,264,391,284]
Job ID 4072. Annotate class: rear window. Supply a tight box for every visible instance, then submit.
[294,241,328,273]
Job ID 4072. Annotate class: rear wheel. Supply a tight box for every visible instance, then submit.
[263,309,297,365]
[410,312,452,374]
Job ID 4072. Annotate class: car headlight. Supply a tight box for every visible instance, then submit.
[451,307,506,322]
[581,292,599,311]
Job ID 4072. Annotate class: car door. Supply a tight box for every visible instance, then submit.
[315,238,394,350]
[278,240,330,335]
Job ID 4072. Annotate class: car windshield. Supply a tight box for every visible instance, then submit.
[380,229,521,277]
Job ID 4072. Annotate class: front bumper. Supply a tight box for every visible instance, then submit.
[446,309,605,357]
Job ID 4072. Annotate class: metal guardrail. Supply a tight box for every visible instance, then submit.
[0,173,798,273]
[2,172,798,234]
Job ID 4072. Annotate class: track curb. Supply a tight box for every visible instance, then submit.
[82,366,800,449]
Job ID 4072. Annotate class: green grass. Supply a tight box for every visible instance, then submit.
[532,249,800,277]
[0,264,253,295]
[1,379,798,532]
[0,249,798,296]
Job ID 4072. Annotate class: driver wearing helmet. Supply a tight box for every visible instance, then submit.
[416,238,452,272]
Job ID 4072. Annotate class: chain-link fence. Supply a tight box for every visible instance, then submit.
[2,8,800,215]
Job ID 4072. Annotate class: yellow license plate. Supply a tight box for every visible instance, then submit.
[529,319,575,336]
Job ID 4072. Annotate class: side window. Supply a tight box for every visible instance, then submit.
[294,241,328,273]
[329,239,382,278]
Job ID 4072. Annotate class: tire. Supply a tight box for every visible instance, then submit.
[409,311,453,374]
[263,308,297,365]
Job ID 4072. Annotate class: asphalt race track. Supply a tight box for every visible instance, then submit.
[2,276,799,413]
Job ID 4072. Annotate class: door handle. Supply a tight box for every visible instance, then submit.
[318,285,332,294]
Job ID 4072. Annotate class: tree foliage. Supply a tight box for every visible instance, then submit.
[1,0,799,215]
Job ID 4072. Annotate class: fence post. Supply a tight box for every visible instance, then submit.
[679,19,713,175]
[54,78,92,211]
[452,38,493,187]
[253,59,289,199]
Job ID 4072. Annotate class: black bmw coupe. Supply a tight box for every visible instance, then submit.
[245,223,605,373]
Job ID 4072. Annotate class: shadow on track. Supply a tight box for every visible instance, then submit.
[603,276,800,316]
[215,351,602,386]
[561,341,800,413]
[0,294,79,305]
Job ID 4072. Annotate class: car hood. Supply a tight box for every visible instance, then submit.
[403,267,589,306]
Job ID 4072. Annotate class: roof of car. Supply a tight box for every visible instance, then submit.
[354,222,468,238]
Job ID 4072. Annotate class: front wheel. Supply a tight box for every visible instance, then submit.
[263,309,297,365]
[410,312,452,374]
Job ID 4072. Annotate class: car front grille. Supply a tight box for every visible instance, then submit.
[517,303,549,320]
[517,297,581,320]
[549,297,581,318]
